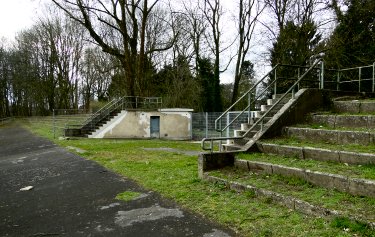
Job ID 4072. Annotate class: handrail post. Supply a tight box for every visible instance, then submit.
[320,61,324,89]
[205,112,208,138]
[248,92,251,124]
[226,112,230,138]
[274,68,277,98]
[337,71,340,91]
[359,67,361,92]
[297,68,300,91]
[373,62,375,93]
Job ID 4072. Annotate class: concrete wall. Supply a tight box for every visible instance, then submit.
[90,109,193,140]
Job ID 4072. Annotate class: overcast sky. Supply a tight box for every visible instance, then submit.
[0,0,45,40]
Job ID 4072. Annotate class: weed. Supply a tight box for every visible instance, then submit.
[331,217,375,236]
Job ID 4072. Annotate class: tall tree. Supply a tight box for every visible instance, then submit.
[201,0,224,112]
[325,0,375,68]
[52,0,178,98]
[232,0,264,105]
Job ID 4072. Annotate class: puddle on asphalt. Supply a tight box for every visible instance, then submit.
[115,205,184,227]
[203,229,231,237]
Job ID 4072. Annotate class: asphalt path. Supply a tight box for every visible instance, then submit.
[0,124,234,237]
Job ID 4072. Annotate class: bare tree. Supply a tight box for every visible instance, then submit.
[200,0,224,112]
[232,0,265,104]
[51,0,178,98]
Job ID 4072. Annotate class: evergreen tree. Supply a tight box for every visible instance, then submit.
[197,58,218,112]
[270,20,322,92]
[325,0,375,68]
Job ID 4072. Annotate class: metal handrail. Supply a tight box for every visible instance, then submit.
[214,64,279,132]
[79,96,162,131]
[202,59,323,151]
[215,63,322,135]
[334,62,375,92]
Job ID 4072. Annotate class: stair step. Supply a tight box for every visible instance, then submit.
[272,93,293,100]
[310,114,375,129]
[234,130,258,138]
[261,103,285,112]
[222,144,243,152]
[256,142,375,165]
[333,100,375,114]
[282,126,375,146]
[233,137,252,146]
[203,168,375,227]
[254,116,273,124]
[233,157,375,198]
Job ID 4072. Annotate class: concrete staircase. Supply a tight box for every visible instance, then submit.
[222,94,294,152]
[200,95,375,229]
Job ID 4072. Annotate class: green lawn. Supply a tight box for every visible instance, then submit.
[21,119,373,237]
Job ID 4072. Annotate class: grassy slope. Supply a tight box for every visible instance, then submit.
[20,120,367,237]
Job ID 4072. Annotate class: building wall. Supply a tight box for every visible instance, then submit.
[90,109,193,140]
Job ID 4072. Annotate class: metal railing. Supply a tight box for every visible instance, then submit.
[202,60,324,151]
[68,96,162,135]
[332,62,375,92]
[214,63,323,139]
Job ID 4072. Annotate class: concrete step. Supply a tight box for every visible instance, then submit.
[222,144,243,152]
[272,93,293,100]
[234,130,258,138]
[233,137,251,146]
[282,126,375,146]
[310,114,375,129]
[260,103,285,112]
[256,142,375,165]
[333,100,375,114]
[202,170,375,228]
[233,158,375,198]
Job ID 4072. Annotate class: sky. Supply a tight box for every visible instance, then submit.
[0,0,259,84]
[0,0,45,41]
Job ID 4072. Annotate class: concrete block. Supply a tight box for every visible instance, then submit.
[294,199,327,217]
[335,115,368,128]
[270,192,295,210]
[234,159,249,171]
[339,151,375,165]
[303,147,340,163]
[246,161,273,174]
[310,115,336,127]
[305,171,348,192]
[367,116,375,128]
[337,130,371,145]
[256,143,278,154]
[198,152,235,178]
[348,178,375,198]
[333,101,360,113]
[285,127,339,144]
[271,164,306,180]
[229,181,247,192]
[277,145,304,159]
[360,102,375,113]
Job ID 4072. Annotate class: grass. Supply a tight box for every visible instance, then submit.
[116,191,143,201]
[20,119,371,236]
[262,136,375,154]
[331,217,374,237]
[237,152,375,180]
[209,167,375,223]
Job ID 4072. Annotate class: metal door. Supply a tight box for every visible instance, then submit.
[150,116,160,138]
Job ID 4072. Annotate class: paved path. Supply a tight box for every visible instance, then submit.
[0,124,234,237]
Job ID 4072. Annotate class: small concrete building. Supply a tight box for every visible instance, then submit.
[88,108,193,140]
